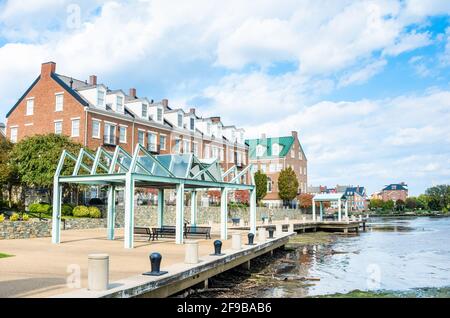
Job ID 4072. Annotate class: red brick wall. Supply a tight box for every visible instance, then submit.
[6,62,86,144]
[382,190,408,202]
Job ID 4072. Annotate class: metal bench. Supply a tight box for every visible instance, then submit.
[134,227,152,241]
[151,226,176,240]
[184,226,211,239]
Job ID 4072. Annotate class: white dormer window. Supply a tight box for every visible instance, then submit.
[272,143,281,156]
[97,90,105,107]
[116,96,124,112]
[142,104,148,118]
[157,108,163,121]
[177,113,183,128]
[256,144,265,157]
[190,117,195,130]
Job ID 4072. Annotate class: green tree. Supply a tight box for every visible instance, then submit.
[417,194,430,210]
[395,199,405,211]
[278,167,299,205]
[254,170,268,204]
[0,139,19,206]
[425,185,450,211]
[405,197,417,210]
[10,134,82,202]
[369,198,383,210]
[382,200,394,211]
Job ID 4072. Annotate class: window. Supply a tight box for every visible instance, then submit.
[10,127,18,143]
[212,146,219,159]
[260,164,267,173]
[138,130,145,146]
[277,163,283,172]
[220,148,224,161]
[148,132,157,152]
[192,142,198,156]
[256,144,265,157]
[174,138,181,153]
[55,93,64,111]
[142,104,148,118]
[299,151,303,160]
[267,178,272,193]
[92,120,101,138]
[177,113,183,127]
[119,126,127,143]
[71,119,80,137]
[190,117,195,130]
[228,149,234,163]
[97,90,105,107]
[116,96,124,112]
[104,123,116,145]
[291,149,295,158]
[160,135,167,150]
[183,140,190,153]
[157,108,163,121]
[243,152,247,165]
[272,143,281,156]
[26,99,34,116]
[269,163,276,172]
[54,121,62,135]
[304,167,307,175]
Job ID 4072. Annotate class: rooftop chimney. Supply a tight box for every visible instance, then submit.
[41,62,56,78]
[89,75,97,86]
[291,130,298,140]
[261,133,266,139]
[162,99,168,107]
[129,88,137,98]
[190,108,196,115]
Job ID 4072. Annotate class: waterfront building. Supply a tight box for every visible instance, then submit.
[246,131,307,208]
[0,123,5,140]
[381,183,408,202]
[4,62,249,203]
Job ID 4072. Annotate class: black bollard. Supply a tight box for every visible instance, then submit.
[268,228,274,239]
[211,240,225,256]
[143,252,168,276]
[247,232,256,245]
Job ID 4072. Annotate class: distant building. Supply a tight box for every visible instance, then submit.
[307,185,328,194]
[344,186,368,211]
[247,131,307,208]
[381,183,408,202]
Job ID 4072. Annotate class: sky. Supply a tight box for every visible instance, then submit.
[1,0,450,196]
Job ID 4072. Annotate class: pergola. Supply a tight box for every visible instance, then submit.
[312,193,348,222]
[51,144,256,248]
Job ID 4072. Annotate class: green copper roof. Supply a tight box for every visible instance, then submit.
[245,136,294,159]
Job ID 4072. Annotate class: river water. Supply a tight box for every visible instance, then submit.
[260,216,450,297]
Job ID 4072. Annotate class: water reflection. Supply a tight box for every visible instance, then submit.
[260,217,450,297]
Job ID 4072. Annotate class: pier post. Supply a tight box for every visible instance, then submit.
[275,224,283,237]
[344,200,349,221]
[88,254,109,291]
[124,173,135,249]
[184,240,199,264]
[289,223,295,233]
[312,199,316,221]
[249,188,257,235]
[284,217,289,224]
[157,189,164,228]
[319,202,323,221]
[232,234,242,250]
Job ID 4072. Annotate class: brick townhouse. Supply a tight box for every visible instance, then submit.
[5,62,249,203]
[381,183,408,202]
[246,131,307,208]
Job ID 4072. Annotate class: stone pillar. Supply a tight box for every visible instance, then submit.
[157,188,164,228]
[88,254,109,291]
[275,224,283,237]
[232,233,242,250]
[107,186,116,240]
[220,188,228,240]
[175,183,185,245]
[185,240,199,264]
[190,190,197,226]
[258,227,266,244]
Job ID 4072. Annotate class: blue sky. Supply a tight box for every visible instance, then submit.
[1,0,450,196]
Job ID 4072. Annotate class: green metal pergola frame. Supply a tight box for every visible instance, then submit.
[52,144,257,248]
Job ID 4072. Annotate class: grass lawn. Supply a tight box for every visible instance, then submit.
[0,252,14,259]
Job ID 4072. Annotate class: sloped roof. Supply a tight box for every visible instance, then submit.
[383,184,408,191]
[313,192,347,201]
[245,136,294,159]
[345,186,366,197]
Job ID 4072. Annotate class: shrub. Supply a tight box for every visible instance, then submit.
[88,206,101,218]
[29,203,52,214]
[22,214,30,221]
[10,213,20,221]
[61,204,74,216]
[72,205,90,218]
[0,214,4,222]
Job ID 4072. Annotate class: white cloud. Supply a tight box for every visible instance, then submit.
[338,59,387,88]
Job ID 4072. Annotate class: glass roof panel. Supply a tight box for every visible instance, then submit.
[169,154,192,178]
